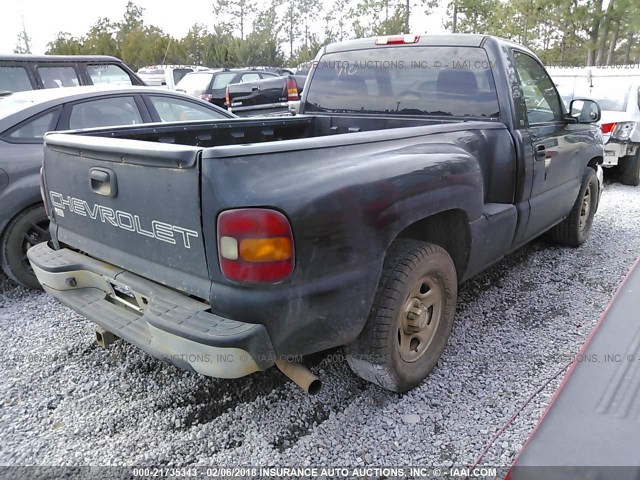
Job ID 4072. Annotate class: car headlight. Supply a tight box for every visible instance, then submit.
[612,121,636,141]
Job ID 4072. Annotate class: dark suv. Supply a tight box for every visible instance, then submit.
[0,55,144,94]
[175,68,279,108]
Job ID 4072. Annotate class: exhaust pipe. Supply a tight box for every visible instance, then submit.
[276,360,322,395]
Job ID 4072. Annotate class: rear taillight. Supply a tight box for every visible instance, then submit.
[225,87,231,109]
[286,77,299,101]
[611,121,636,141]
[375,34,420,45]
[600,122,616,134]
[39,167,50,217]
[199,93,213,102]
[217,209,294,283]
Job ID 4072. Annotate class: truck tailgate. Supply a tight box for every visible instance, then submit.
[42,134,210,299]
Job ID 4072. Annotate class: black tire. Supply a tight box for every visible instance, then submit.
[345,240,457,392]
[0,204,49,290]
[549,168,599,247]
[619,151,640,186]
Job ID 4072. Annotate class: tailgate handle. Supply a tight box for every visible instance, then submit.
[90,167,117,197]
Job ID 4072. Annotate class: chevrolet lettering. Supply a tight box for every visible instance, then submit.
[49,191,199,248]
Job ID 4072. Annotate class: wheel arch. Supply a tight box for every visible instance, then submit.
[391,209,471,281]
[588,156,603,170]
[0,197,45,238]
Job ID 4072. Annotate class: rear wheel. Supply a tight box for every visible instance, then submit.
[619,151,640,186]
[346,240,457,392]
[549,168,598,247]
[0,205,49,290]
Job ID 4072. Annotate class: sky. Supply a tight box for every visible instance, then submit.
[1,0,448,56]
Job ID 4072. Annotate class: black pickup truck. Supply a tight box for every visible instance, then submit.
[226,74,306,117]
[30,34,604,394]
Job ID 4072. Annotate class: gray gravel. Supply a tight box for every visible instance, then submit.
[1,178,639,469]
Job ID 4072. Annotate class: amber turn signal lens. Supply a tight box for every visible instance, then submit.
[239,237,293,263]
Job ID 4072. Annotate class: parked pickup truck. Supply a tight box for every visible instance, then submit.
[226,74,305,117]
[30,34,604,394]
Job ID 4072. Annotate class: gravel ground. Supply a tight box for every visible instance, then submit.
[1,178,639,472]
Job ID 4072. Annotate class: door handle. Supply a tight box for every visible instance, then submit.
[535,144,546,161]
[90,167,117,197]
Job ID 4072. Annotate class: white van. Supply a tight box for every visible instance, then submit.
[137,65,209,90]
[548,66,640,185]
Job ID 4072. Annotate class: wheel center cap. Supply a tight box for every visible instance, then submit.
[405,298,429,332]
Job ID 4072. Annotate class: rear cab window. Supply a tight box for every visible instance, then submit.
[211,73,239,89]
[0,65,34,93]
[240,73,261,83]
[304,46,500,118]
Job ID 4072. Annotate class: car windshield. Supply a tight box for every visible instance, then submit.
[304,46,500,117]
[572,83,631,111]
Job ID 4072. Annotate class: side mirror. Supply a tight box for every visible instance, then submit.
[570,98,601,124]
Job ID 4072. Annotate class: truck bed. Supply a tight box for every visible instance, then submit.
[509,258,640,480]
[71,114,486,147]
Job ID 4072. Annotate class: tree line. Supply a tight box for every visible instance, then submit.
[14,0,640,70]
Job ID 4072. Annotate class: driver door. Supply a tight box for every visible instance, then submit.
[511,50,584,239]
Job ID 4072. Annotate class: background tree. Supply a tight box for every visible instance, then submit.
[181,24,209,66]
[14,19,32,55]
[14,31,32,54]
[213,0,257,40]
[283,0,301,58]
[444,0,505,35]
[41,0,640,69]
[323,0,353,43]
[82,18,118,57]
[46,33,83,55]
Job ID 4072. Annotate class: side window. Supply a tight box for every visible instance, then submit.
[0,66,33,92]
[172,69,193,85]
[69,97,142,129]
[241,73,261,83]
[147,95,226,122]
[37,66,80,88]
[512,51,562,124]
[637,88,640,111]
[86,64,133,86]
[5,109,60,143]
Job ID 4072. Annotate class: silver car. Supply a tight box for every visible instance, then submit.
[551,68,640,185]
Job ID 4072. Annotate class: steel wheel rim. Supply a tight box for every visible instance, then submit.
[397,275,443,362]
[20,219,50,273]
[579,184,592,231]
